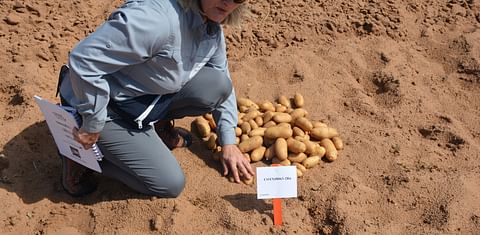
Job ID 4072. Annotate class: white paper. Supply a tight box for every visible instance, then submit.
[256,166,297,199]
[34,96,102,172]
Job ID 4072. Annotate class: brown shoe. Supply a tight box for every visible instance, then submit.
[154,120,192,150]
[61,155,97,197]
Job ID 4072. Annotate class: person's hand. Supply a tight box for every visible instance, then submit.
[73,128,100,150]
[221,144,255,183]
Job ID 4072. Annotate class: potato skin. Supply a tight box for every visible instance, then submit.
[294,93,304,108]
[249,127,266,137]
[273,113,292,123]
[302,155,321,169]
[240,122,251,135]
[262,111,275,124]
[249,119,259,130]
[320,138,338,161]
[265,126,293,139]
[332,136,344,150]
[293,162,307,173]
[272,157,291,166]
[289,108,308,121]
[288,152,307,163]
[313,121,328,128]
[254,116,264,127]
[235,127,242,137]
[195,117,211,138]
[310,127,339,140]
[296,169,304,177]
[286,138,307,153]
[238,136,263,153]
[259,101,275,112]
[206,133,217,150]
[274,138,289,160]
[295,117,313,132]
[250,146,266,162]
[243,110,261,122]
[278,95,291,108]
[237,97,254,107]
[292,127,305,137]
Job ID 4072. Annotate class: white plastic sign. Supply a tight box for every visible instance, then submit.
[256,166,297,199]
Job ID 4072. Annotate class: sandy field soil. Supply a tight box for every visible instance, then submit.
[1,0,479,234]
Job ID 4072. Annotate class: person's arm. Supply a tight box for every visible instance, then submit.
[69,5,171,134]
[209,30,254,183]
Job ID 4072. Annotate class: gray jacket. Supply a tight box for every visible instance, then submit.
[60,0,238,145]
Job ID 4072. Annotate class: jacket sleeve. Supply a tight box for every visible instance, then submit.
[68,4,171,133]
[208,31,238,146]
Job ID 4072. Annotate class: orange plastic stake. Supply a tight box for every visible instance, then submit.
[271,164,283,226]
[273,198,282,226]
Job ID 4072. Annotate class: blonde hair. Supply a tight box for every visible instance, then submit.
[176,0,247,26]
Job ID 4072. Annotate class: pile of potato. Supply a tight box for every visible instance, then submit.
[193,93,343,183]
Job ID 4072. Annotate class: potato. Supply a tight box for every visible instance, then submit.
[299,139,326,157]
[264,144,276,160]
[302,155,321,169]
[250,146,266,162]
[293,93,304,108]
[238,136,263,153]
[278,95,291,108]
[206,133,217,150]
[240,134,249,142]
[332,136,344,150]
[275,104,288,113]
[296,169,304,177]
[254,116,264,127]
[287,138,307,153]
[240,122,251,134]
[277,122,292,129]
[292,126,306,137]
[249,127,266,137]
[195,117,211,137]
[263,111,275,124]
[273,113,292,123]
[243,110,261,122]
[237,97,254,107]
[320,138,338,161]
[235,127,242,137]
[235,137,240,145]
[288,152,307,163]
[259,101,275,112]
[289,108,308,121]
[263,121,277,128]
[238,112,245,120]
[248,119,259,130]
[295,117,313,132]
[274,138,288,160]
[293,162,307,173]
[238,105,249,113]
[312,121,328,128]
[272,157,291,166]
[310,127,339,140]
[265,126,293,139]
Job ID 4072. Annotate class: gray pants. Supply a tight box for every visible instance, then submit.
[97,67,232,197]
